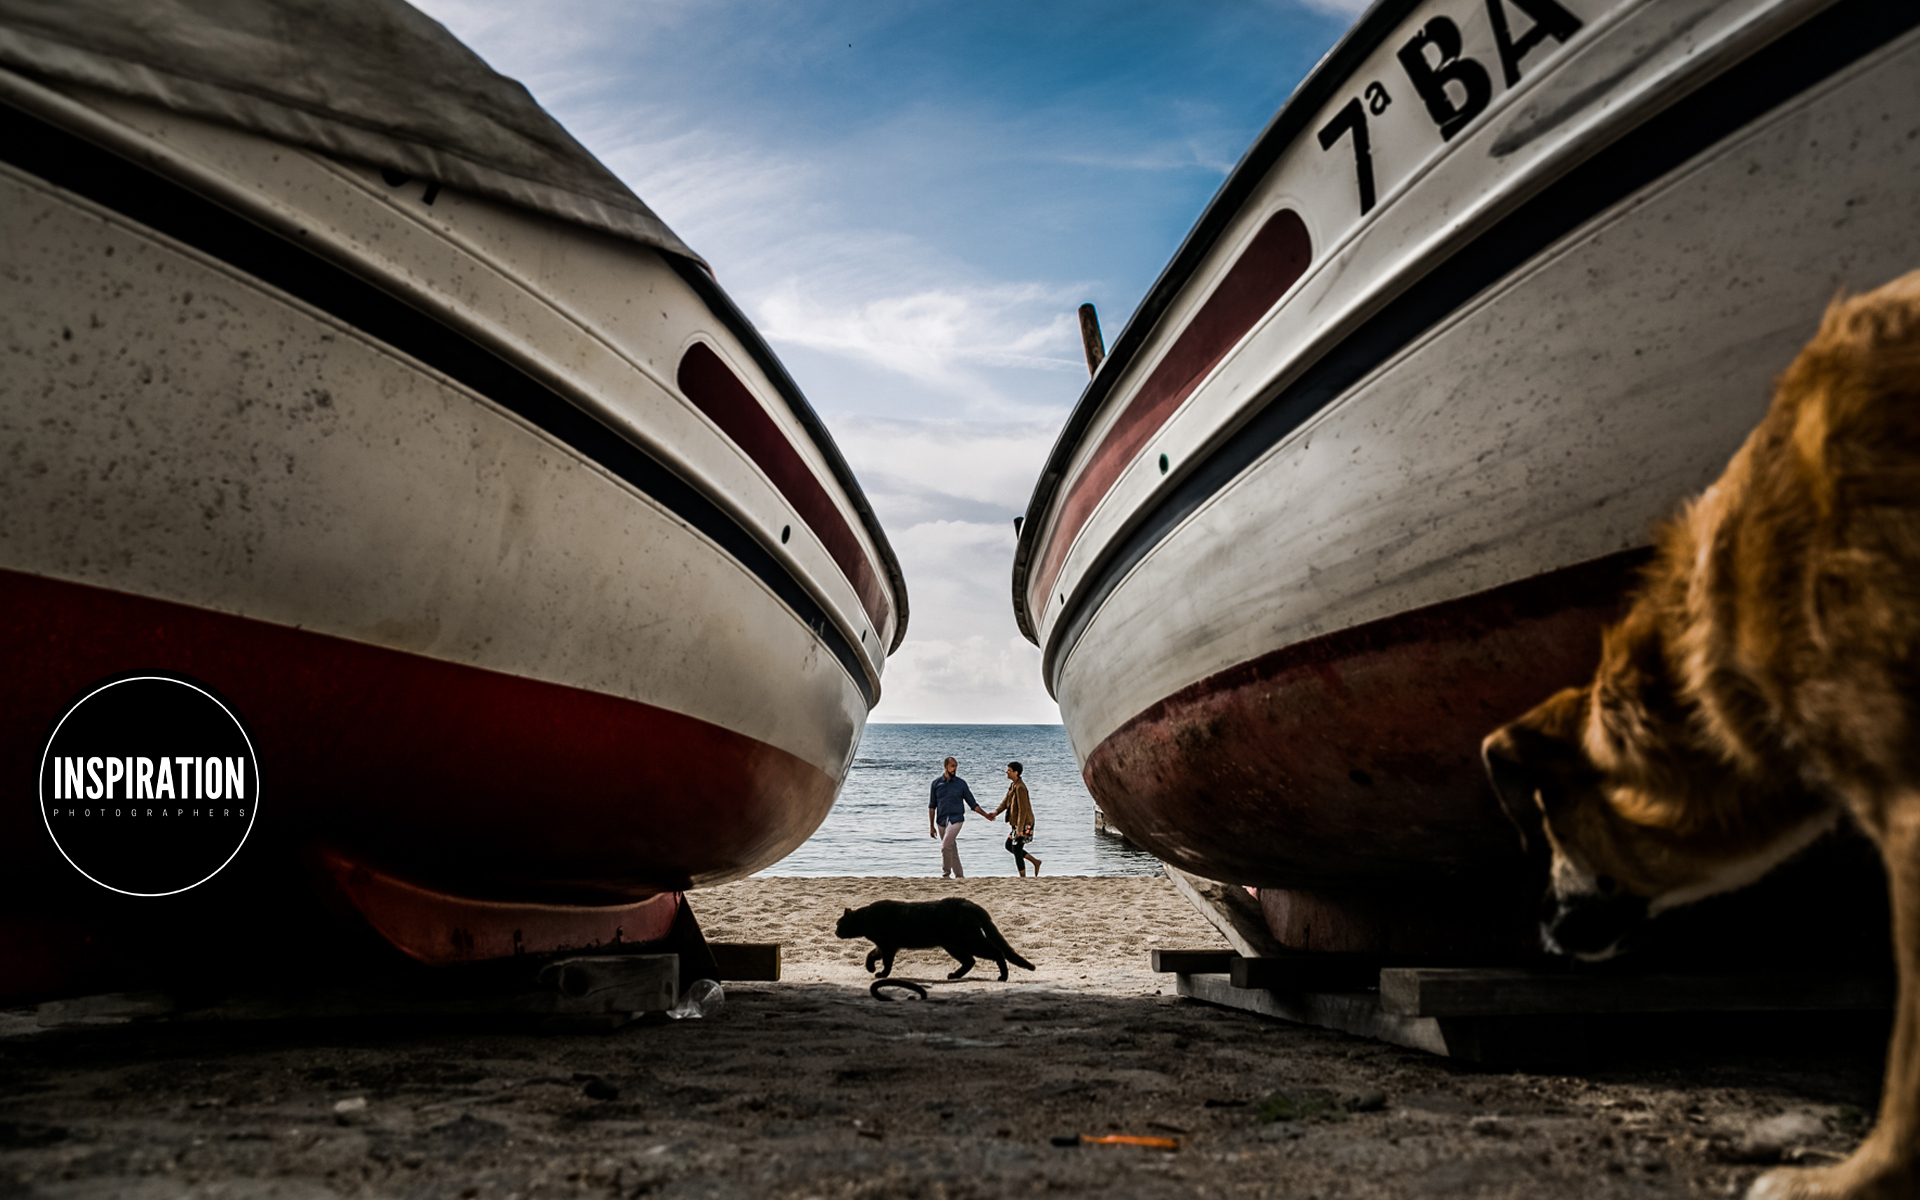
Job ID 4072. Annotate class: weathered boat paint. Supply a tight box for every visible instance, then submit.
[1014,0,1920,915]
[0,49,903,993]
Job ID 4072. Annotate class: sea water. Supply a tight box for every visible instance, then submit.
[758,724,1163,878]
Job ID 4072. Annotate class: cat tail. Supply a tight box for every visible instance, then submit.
[981,916,1035,972]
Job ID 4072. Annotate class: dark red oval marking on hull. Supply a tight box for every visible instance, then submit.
[678,342,889,635]
[0,568,843,996]
[1079,551,1648,891]
[1033,209,1312,613]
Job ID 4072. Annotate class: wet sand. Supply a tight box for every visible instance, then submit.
[0,875,1886,1199]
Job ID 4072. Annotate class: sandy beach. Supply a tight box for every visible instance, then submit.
[0,874,1887,1199]
[694,874,1224,993]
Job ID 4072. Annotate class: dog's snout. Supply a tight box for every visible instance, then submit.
[1540,888,1649,959]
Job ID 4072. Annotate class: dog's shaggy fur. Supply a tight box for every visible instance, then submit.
[1482,271,1920,1200]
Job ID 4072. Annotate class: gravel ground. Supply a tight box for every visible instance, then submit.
[0,876,1887,1199]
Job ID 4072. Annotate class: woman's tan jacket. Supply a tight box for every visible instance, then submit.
[991,778,1034,835]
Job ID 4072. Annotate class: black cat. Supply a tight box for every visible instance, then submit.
[835,897,1036,981]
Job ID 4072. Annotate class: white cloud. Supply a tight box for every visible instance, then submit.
[886,519,1019,639]
[831,414,1056,523]
[1288,0,1373,18]
[565,121,1092,417]
[593,134,829,260]
[762,283,1081,397]
[416,0,703,89]
[869,519,1057,723]
[766,284,1080,375]
[406,0,1339,725]
[877,636,1055,723]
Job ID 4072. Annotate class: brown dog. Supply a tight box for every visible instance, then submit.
[1482,271,1920,1200]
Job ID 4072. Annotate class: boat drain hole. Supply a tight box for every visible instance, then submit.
[781,525,791,543]
[1158,453,1169,474]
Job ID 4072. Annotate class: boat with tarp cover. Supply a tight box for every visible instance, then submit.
[0,0,906,997]
[1013,0,1920,951]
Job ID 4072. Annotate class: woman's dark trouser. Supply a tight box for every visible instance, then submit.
[1005,835,1030,869]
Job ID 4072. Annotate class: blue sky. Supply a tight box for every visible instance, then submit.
[414,0,1363,722]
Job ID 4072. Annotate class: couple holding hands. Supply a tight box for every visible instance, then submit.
[927,757,1041,879]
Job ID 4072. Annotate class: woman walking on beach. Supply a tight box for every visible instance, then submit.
[989,762,1042,877]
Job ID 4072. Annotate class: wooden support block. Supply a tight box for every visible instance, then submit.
[11,955,684,1034]
[1162,865,1286,958]
[27,991,177,1029]
[1230,954,1380,992]
[1175,973,1591,1067]
[710,943,782,982]
[1258,886,1539,958]
[1380,967,1895,1018]
[1426,1014,1591,1065]
[1151,949,1236,975]
[534,955,679,1015]
[1176,973,1450,1058]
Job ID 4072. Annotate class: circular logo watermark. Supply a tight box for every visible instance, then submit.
[37,672,261,896]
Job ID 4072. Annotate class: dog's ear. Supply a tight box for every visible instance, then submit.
[1481,723,1571,854]
[842,907,853,917]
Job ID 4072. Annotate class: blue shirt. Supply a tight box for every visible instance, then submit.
[929,774,983,823]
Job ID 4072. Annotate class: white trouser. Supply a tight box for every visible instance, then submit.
[938,819,964,878]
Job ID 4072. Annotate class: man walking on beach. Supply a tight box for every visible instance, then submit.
[987,761,1042,877]
[929,756,988,879]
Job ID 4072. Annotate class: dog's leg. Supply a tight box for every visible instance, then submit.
[877,949,896,979]
[947,953,975,980]
[865,947,882,974]
[1751,801,1920,1200]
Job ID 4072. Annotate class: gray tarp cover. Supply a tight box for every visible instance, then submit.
[0,0,699,262]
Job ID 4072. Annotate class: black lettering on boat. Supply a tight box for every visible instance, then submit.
[1398,16,1493,141]
[1317,96,1377,215]
[1365,81,1392,115]
[1485,0,1583,88]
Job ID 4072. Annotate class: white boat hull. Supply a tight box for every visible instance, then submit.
[1015,0,1920,894]
[0,72,904,991]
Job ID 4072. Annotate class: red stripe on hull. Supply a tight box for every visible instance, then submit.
[1082,552,1647,890]
[1033,210,1311,610]
[678,342,889,634]
[0,568,838,908]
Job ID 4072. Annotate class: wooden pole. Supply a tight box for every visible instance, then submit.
[1078,303,1105,377]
